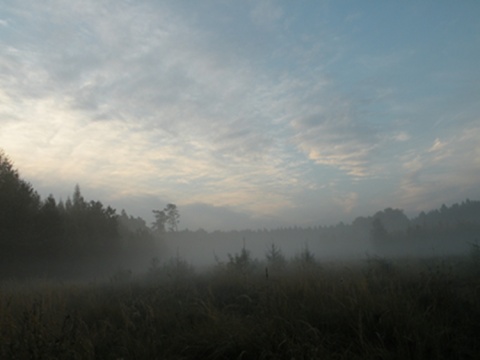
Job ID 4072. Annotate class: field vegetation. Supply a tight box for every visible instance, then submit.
[1,249,480,359]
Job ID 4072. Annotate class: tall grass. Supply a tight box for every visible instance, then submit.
[1,255,479,359]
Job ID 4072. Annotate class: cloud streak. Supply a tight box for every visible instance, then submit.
[399,125,480,211]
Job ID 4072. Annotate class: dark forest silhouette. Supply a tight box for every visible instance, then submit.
[1,150,479,278]
[0,151,158,278]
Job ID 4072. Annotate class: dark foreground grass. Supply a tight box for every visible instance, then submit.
[1,257,480,359]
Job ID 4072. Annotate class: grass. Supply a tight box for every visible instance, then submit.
[1,255,480,359]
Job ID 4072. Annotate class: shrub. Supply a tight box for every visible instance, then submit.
[226,245,256,276]
[265,243,287,277]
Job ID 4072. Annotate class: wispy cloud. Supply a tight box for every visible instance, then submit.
[333,191,359,213]
[290,95,380,178]
[399,126,480,211]
[250,0,284,30]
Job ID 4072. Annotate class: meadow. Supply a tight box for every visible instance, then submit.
[1,251,479,360]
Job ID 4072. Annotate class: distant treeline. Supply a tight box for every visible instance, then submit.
[1,150,480,277]
[164,201,480,263]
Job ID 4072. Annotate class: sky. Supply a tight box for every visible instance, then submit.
[1,0,479,231]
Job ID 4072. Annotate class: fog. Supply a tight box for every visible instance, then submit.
[162,234,469,270]
[157,202,476,270]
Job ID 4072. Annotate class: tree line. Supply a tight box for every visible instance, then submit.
[0,151,178,278]
[162,202,480,262]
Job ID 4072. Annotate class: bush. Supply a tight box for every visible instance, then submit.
[226,245,257,276]
[292,245,319,273]
[265,243,287,277]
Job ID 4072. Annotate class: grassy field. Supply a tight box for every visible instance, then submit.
[1,254,480,359]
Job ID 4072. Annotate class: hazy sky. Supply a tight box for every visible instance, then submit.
[1,1,479,230]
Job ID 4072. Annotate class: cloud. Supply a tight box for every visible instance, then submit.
[333,191,359,213]
[428,138,446,153]
[250,0,284,30]
[399,126,480,210]
[290,97,379,177]
[179,202,281,231]
[392,131,410,142]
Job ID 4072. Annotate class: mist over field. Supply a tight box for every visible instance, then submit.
[161,204,477,268]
